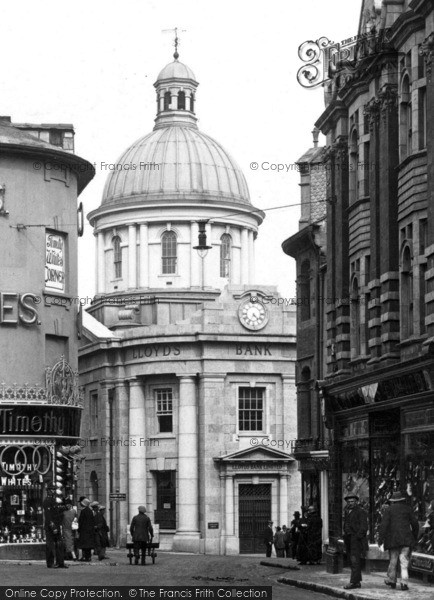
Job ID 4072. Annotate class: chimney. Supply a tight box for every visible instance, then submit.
[312,127,320,148]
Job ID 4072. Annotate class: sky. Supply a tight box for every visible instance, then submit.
[1,0,361,300]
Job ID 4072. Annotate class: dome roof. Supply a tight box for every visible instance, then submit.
[102,125,251,206]
[156,60,196,82]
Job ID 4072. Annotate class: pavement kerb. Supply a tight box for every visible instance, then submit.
[277,576,378,600]
[260,560,300,570]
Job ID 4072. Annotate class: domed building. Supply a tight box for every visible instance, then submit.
[79,53,300,555]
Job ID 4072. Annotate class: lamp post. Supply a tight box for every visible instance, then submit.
[193,220,212,289]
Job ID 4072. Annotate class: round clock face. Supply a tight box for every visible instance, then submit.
[238,299,269,331]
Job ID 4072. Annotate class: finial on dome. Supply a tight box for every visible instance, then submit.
[163,27,185,61]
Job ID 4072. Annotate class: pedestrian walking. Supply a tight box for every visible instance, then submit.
[97,506,110,560]
[42,483,68,569]
[378,491,419,591]
[273,526,286,557]
[130,506,154,565]
[342,494,368,590]
[306,506,323,564]
[263,520,274,558]
[282,525,291,558]
[77,498,95,562]
[290,511,301,559]
[62,501,77,561]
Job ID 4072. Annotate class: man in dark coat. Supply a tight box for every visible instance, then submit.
[342,494,368,590]
[290,511,301,559]
[262,521,274,557]
[130,506,154,565]
[42,483,68,569]
[378,491,419,591]
[78,498,95,562]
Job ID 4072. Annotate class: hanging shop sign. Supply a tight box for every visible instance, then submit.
[45,232,65,292]
[410,552,434,574]
[0,405,80,437]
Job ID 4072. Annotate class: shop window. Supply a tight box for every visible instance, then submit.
[341,439,370,515]
[154,471,176,529]
[0,444,53,543]
[161,231,177,275]
[401,245,413,339]
[90,391,99,435]
[238,387,264,432]
[155,388,173,433]
[299,260,311,321]
[112,236,122,279]
[220,234,231,278]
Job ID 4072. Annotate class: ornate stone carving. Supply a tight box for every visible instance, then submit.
[420,33,434,79]
[378,85,398,121]
[364,97,381,130]
[45,355,82,407]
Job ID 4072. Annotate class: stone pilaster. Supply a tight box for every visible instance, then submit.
[172,375,200,552]
[128,224,137,289]
[224,474,237,555]
[279,474,289,527]
[115,380,129,546]
[96,230,105,294]
[420,34,434,341]
[139,223,149,288]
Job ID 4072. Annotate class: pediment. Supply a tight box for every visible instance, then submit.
[214,445,294,464]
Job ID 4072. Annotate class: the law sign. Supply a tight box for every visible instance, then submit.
[45,232,65,292]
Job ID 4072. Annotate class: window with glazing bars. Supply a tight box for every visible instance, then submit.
[220,234,231,278]
[161,231,177,274]
[113,236,122,278]
[238,387,264,431]
[156,388,173,433]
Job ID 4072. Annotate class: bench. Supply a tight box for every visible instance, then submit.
[126,541,159,565]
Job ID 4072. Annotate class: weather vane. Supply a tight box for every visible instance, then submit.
[162,27,186,60]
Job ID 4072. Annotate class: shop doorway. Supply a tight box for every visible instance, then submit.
[238,483,271,553]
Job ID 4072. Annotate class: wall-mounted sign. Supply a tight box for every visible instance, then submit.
[208,522,219,529]
[0,293,39,326]
[45,233,65,292]
[410,552,434,574]
[0,405,80,437]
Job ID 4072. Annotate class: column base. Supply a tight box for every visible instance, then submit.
[172,531,201,553]
[224,536,239,555]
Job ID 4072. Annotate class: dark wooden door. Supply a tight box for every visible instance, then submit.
[239,483,271,553]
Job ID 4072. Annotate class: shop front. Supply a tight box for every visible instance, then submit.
[324,363,434,572]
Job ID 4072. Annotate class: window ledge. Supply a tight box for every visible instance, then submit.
[396,335,428,348]
[149,434,175,440]
[157,274,180,278]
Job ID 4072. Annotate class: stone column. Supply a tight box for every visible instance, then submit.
[172,376,200,552]
[190,222,201,287]
[128,378,146,521]
[320,470,329,544]
[279,474,288,527]
[139,223,149,288]
[96,230,105,294]
[225,474,238,555]
[128,224,137,289]
[248,230,255,283]
[241,228,249,284]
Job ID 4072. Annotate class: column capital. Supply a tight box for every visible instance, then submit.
[177,374,197,381]
[126,377,143,387]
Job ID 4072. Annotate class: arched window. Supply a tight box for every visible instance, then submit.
[400,76,412,161]
[190,94,195,113]
[164,91,171,111]
[300,260,311,321]
[112,236,122,278]
[401,245,413,339]
[349,129,359,203]
[178,91,186,110]
[220,234,231,278]
[350,276,361,357]
[162,231,177,274]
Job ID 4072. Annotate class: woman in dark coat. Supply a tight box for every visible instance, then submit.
[306,506,323,564]
[296,513,309,564]
[77,498,95,562]
[96,506,110,560]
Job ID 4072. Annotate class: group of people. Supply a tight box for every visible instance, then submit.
[343,491,419,592]
[263,506,323,564]
[42,484,110,569]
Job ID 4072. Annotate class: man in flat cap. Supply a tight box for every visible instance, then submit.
[130,506,154,565]
[378,491,419,591]
[342,494,368,590]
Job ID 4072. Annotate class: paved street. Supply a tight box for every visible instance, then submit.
[0,551,330,600]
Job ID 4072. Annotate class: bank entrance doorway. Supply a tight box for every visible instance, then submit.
[238,483,271,553]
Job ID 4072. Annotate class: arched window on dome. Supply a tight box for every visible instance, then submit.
[162,231,177,274]
[190,93,195,113]
[164,92,171,111]
[220,234,232,278]
[178,91,186,110]
[112,236,122,279]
